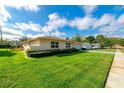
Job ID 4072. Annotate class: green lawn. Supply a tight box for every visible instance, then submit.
[0,49,115,88]
[90,49,115,52]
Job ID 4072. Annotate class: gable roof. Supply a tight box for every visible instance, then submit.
[22,36,81,44]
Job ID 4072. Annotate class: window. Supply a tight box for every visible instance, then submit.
[51,42,59,48]
[66,43,71,48]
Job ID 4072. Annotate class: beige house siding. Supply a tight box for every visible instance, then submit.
[30,40,40,46]
[23,43,30,51]
[72,43,81,49]
[26,39,72,51]
[23,38,81,51]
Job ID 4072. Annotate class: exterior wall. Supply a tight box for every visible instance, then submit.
[92,43,101,49]
[81,43,92,49]
[28,39,73,51]
[23,43,30,51]
[38,39,67,50]
[23,39,81,51]
[72,43,81,50]
[30,40,40,46]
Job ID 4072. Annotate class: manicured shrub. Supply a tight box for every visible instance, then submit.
[81,48,86,50]
[27,51,51,58]
[27,48,80,58]
[0,44,11,48]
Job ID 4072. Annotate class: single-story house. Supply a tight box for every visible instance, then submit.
[91,43,101,49]
[81,42,92,49]
[22,36,81,51]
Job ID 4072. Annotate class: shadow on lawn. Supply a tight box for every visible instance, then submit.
[0,50,16,57]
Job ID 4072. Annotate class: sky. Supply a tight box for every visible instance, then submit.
[0,5,124,40]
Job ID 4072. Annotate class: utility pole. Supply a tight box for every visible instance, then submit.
[0,26,3,44]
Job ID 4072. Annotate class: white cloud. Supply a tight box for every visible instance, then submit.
[0,5,12,26]
[98,25,118,33]
[15,13,67,38]
[117,14,124,24]
[14,21,41,32]
[69,15,96,30]
[1,12,67,39]
[1,27,24,40]
[40,12,67,37]
[93,14,115,29]
[8,5,40,12]
[26,33,47,38]
[48,13,60,21]
[97,14,124,37]
[42,13,67,33]
[2,34,22,40]
[2,27,23,36]
[51,31,66,37]
[26,34,33,38]
[0,6,24,40]
[2,5,124,39]
[26,31,66,38]
[81,5,97,15]
[68,11,124,38]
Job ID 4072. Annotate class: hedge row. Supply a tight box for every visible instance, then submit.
[27,48,80,58]
[0,45,11,48]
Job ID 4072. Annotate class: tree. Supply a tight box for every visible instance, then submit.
[85,36,95,43]
[96,35,105,47]
[109,38,119,46]
[72,34,82,42]
[104,38,112,47]
[96,35,104,42]
[20,36,29,42]
[9,40,21,47]
[118,38,124,46]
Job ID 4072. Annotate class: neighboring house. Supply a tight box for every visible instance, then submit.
[91,43,101,49]
[81,43,101,49]
[81,42,92,49]
[22,36,81,51]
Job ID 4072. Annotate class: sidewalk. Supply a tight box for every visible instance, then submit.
[105,49,124,88]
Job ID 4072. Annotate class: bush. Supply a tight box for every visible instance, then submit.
[81,48,86,50]
[0,44,11,48]
[27,48,80,58]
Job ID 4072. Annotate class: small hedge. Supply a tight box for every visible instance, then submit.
[27,48,80,58]
[0,44,11,48]
[81,48,86,50]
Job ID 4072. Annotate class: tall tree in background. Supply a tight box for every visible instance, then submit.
[20,36,29,42]
[118,38,124,46]
[72,34,82,42]
[104,38,112,47]
[96,34,105,47]
[85,36,95,43]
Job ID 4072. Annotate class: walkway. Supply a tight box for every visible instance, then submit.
[86,50,115,54]
[105,49,124,88]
